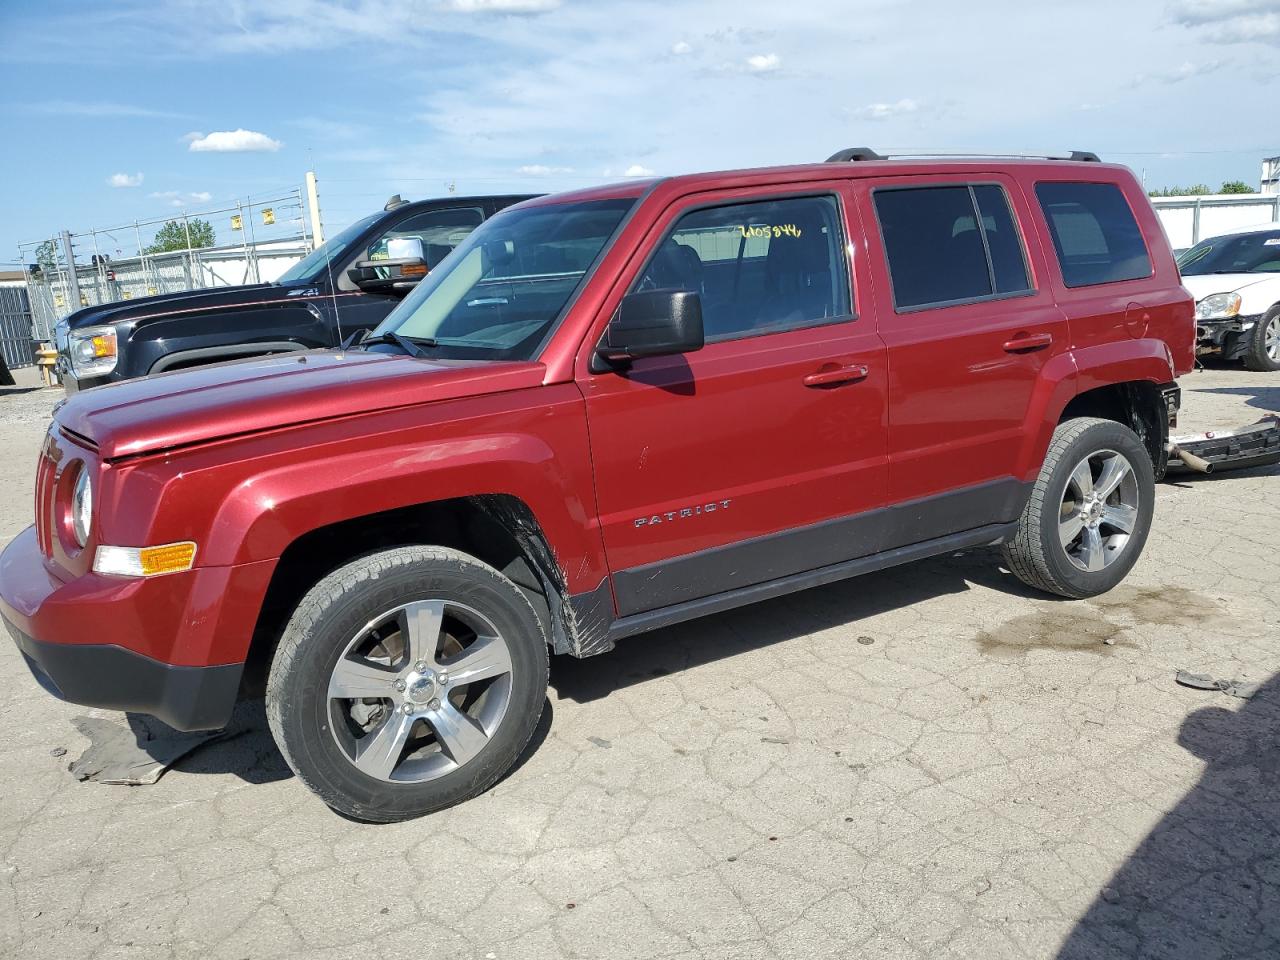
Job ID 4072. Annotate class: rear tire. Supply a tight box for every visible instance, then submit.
[1242,307,1280,372]
[1003,417,1155,599]
[266,546,548,822]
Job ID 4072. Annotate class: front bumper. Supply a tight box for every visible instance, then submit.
[59,369,115,395]
[1196,313,1263,360]
[0,526,271,731]
[3,615,241,731]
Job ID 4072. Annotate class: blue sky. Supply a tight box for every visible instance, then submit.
[1,0,1277,265]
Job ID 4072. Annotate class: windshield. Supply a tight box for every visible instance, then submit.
[1178,231,1280,276]
[276,213,380,283]
[371,198,634,361]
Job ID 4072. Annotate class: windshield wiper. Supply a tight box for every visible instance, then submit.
[343,330,438,357]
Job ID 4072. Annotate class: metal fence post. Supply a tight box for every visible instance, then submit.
[59,231,81,309]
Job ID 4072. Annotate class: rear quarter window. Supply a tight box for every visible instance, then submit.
[1035,182,1152,288]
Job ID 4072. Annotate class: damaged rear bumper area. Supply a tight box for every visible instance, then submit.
[1167,415,1280,475]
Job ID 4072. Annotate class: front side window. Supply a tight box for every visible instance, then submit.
[366,207,485,268]
[629,195,850,341]
[1035,182,1152,287]
[276,214,379,284]
[374,198,633,361]
[873,184,1032,311]
[1178,231,1280,276]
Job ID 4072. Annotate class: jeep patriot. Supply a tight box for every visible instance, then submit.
[1,149,1194,821]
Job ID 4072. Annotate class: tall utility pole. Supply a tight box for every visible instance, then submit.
[305,170,325,246]
[59,230,82,309]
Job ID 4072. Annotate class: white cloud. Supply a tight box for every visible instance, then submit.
[149,190,214,208]
[623,164,656,177]
[517,164,574,175]
[671,41,692,55]
[442,0,561,11]
[1171,1,1280,44]
[854,98,921,120]
[746,52,780,73]
[1131,60,1224,85]
[186,129,283,152]
[106,172,143,188]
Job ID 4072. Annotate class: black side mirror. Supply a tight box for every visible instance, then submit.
[597,289,704,368]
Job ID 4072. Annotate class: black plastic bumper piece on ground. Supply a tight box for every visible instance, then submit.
[3,615,242,731]
[1171,417,1280,474]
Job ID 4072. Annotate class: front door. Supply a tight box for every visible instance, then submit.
[579,186,889,617]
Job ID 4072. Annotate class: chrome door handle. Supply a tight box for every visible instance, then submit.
[803,364,869,388]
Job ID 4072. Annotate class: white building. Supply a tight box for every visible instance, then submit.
[1262,156,1280,196]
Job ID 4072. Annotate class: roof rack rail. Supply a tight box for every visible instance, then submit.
[825,147,886,162]
[824,148,1101,163]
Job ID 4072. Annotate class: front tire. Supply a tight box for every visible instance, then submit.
[1003,417,1155,599]
[1243,307,1280,372]
[266,546,549,822]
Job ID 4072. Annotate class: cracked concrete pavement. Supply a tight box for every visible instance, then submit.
[0,367,1277,959]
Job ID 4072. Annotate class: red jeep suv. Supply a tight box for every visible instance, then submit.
[1,150,1193,820]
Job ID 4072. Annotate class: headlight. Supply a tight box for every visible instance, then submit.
[1195,293,1242,321]
[66,325,118,377]
[71,466,93,547]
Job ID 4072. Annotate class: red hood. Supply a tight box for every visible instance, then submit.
[56,350,547,459]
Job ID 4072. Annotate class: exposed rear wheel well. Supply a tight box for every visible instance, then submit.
[240,495,567,696]
[1058,381,1167,476]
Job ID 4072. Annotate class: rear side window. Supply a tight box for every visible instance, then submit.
[873,185,1031,311]
[1035,182,1152,287]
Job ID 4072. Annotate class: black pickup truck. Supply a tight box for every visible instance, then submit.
[56,194,534,392]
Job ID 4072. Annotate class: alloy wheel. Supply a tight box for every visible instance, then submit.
[327,600,514,782]
[1058,449,1140,573]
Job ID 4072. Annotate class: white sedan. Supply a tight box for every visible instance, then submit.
[1178,224,1280,371]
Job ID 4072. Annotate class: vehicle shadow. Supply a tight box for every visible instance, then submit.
[163,693,555,789]
[551,545,1047,704]
[123,549,1052,783]
[1193,385,1280,416]
[1055,671,1280,959]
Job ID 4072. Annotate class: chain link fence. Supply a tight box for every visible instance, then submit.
[24,238,313,342]
[17,190,314,345]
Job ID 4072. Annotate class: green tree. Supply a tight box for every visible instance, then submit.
[144,217,215,254]
[33,239,57,271]
[1148,184,1213,197]
[1219,180,1253,194]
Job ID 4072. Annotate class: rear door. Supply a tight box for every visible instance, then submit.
[578,184,889,616]
[1029,177,1190,375]
[856,175,1068,542]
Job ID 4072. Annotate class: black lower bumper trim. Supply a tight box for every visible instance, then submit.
[4,615,242,731]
